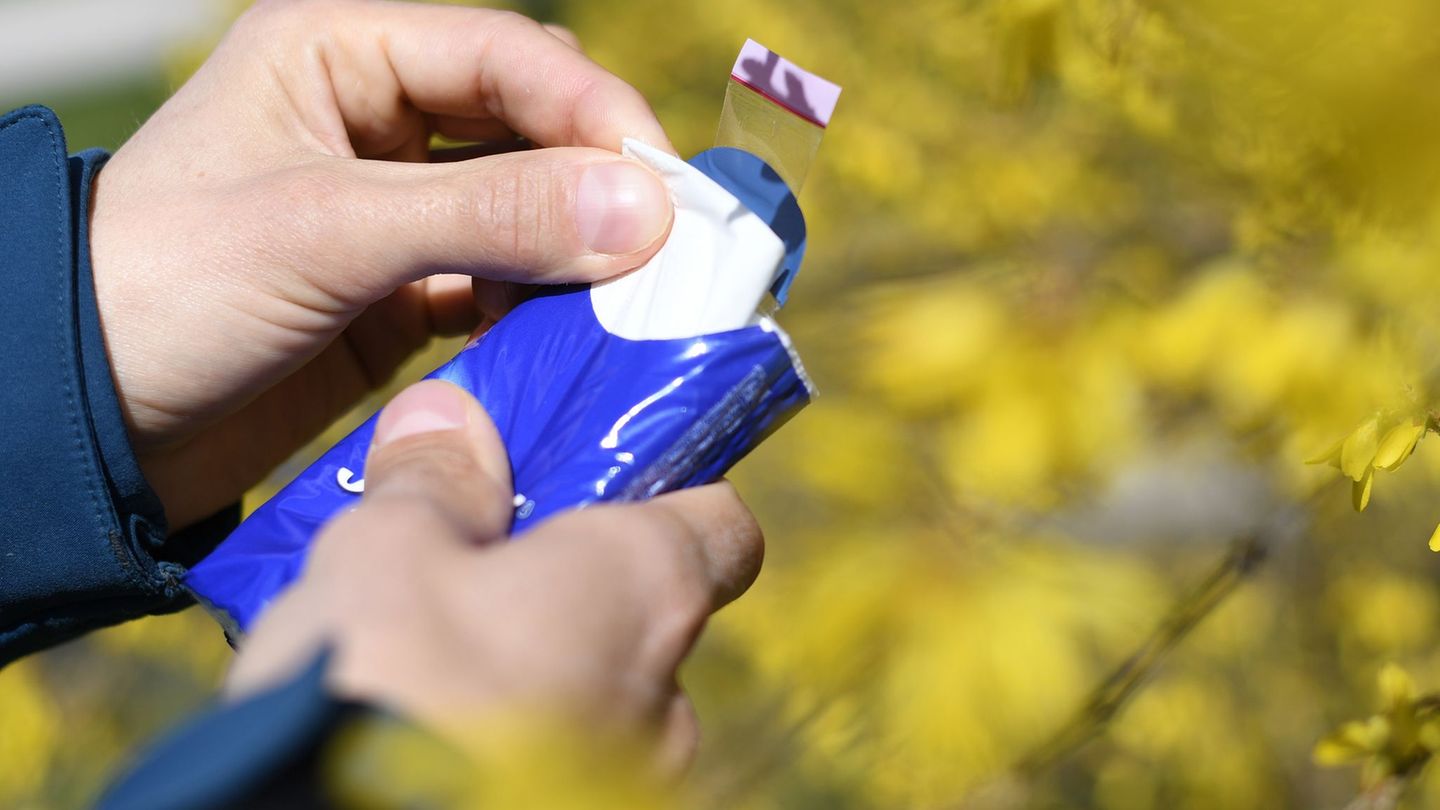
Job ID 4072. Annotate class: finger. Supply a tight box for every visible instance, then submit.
[429,140,532,164]
[472,279,535,325]
[431,116,519,146]
[223,583,332,698]
[336,282,438,388]
[543,23,583,52]
[361,379,514,544]
[647,481,766,610]
[373,121,434,164]
[424,274,482,336]
[277,147,673,311]
[362,4,673,152]
[535,482,763,637]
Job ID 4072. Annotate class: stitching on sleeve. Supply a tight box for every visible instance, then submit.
[1,111,122,576]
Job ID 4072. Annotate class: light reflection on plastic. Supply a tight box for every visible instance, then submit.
[599,376,687,449]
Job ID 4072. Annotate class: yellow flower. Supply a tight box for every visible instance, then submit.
[1374,422,1425,470]
[1315,664,1440,787]
[1340,415,1379,481]
[1309,414,1429,513]
[1314,716,1390,766]
[1352,468,1374,512]
[1379,663,1417,710]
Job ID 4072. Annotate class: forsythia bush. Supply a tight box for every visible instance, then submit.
[8,0,1440,807]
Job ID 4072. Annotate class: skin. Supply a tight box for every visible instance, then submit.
[91,0,677,529]
[88,0,761,768]
[229,380,764,771]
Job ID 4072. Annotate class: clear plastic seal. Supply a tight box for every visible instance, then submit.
[716,39,841,195]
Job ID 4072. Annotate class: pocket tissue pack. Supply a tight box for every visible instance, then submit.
[185,41,841,635]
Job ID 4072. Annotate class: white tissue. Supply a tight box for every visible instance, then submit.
[589,140,786,341]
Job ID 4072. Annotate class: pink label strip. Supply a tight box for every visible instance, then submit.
[731,39,842,128]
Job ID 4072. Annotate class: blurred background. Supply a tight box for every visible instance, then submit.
[7,0,1440,807]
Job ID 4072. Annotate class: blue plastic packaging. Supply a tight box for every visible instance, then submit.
[184,148,813,635]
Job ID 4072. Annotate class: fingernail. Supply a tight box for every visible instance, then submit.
[373,380,469,447]
[575,161,671,254]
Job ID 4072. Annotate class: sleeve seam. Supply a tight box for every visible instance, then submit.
[1,110,141,587]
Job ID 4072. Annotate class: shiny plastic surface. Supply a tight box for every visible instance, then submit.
[184,150,813,635]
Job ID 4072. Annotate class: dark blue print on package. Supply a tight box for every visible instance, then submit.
[184,142,815,635]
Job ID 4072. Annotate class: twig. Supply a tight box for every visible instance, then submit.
[953,535,1270,810]
[1012,534,1269,777]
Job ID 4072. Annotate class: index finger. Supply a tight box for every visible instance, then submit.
[539,481,765,613]
[366,3,675,153]
[645,482,766,610]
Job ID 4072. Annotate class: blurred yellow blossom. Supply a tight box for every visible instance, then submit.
[1315,664,1440,790]
[12,1,1440,809]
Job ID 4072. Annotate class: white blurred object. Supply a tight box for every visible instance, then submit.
[0,0,226,101]
[1041,441,1303,547]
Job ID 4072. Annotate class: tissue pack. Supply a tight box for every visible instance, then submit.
[185,42,839,635]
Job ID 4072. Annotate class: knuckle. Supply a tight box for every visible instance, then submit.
[546,24,580,48]
[235,0,284,24]
[250,165,351,245]
[567,74,613,129]
[466,154,556,265]
[730,495,766,561]
[713,481,764,546]
[240,0,331,35]
[714,516,765,604]
[696,483,766,602]
[570,74,651,145]
[488,9,543,39]
[450,10,539,105]
[543,503,718,656]
[230,163,381,313]
[281,164,349,210]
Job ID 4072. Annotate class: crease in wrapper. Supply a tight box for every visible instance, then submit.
[185,141,815,636]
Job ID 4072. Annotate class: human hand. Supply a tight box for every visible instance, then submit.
[226,379,763,770]
[90,0,677,529]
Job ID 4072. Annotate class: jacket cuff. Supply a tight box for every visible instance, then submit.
[71,137,241,571]
[0,106,236,665]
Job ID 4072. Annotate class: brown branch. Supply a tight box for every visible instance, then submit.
[953,535,1269,810]
[1013,534,1269,777]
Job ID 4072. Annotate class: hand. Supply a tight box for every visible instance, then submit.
[227,379,764,770]
[90,0,677,529]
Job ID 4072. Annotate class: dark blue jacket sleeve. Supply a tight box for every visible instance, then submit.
[98,652,360,810]
[2,107,380,807]
[0,105,237,665]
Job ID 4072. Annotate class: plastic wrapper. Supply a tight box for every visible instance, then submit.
[717,39,841,197]
[185,45,839,636]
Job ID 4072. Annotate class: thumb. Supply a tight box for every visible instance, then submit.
[362,379,515,544]
[285,147,673,310]
[227,380,510,698]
